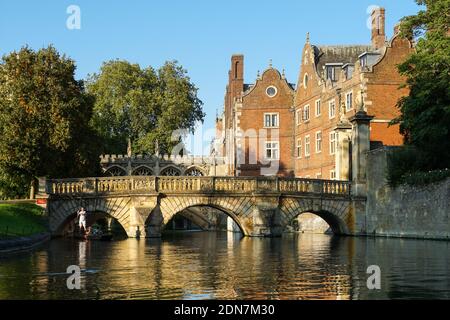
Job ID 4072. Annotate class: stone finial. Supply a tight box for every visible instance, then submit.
[282,68,286,78]
[155,139,160,157]
[340,100,348,123]
[269,59,273,68]
[306,32,310,44]
[127,138,132,157]
[359,88,365,112]
[257,70,260,79]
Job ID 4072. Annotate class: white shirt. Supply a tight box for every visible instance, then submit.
[78,209,87,221]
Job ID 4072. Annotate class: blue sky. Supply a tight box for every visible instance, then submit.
[0,0,420,154]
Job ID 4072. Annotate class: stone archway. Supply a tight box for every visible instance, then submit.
[175,207,225,231]
[48,196,132,236]
[183,166,206,176]
[279,197,353,235]
[156,195,255,236]
[160,165,181,176]
[104,165,127,176]
[132,165,153,176]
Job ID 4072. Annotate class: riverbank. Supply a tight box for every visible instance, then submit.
[0,203,50,254]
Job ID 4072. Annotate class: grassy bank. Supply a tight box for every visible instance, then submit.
[0,203,48,239]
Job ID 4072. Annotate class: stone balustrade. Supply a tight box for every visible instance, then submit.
[44,176,351,197]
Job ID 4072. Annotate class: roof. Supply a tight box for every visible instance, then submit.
[313,45,373,72]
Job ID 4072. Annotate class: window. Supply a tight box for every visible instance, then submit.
[296,139,302,158]
[264,113,279,127]
[315,131,322,153]
[305,135,310,157]
[330,170,337,180]
[330,131,337,155]
[303,105,310,122]
[328,100,336,119]
[303,73,309,88]
[265,141,279,160]
[326,67,336,81]
[296,109,302,125]
[346,92,353,111]
[266,86,277,97]
[315,99,321,117]
[344,64,354,80]
[360,55,367,68]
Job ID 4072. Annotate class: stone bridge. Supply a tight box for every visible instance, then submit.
[38,176,366,238]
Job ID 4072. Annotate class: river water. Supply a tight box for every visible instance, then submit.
[1,232,449,299]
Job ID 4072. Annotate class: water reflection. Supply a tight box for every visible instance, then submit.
[0,232,449,299]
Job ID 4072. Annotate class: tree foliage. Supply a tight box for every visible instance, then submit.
[393,0,450,170]
[0,46,101,199]
[87,60,204,155]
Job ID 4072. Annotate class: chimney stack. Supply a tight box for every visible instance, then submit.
[371,7,386,50]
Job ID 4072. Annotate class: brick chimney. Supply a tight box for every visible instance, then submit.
[229,54,244,100]
[371,7,386,50]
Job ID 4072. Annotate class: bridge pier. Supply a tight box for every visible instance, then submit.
[249,195,283,237]
[145,205,164,237]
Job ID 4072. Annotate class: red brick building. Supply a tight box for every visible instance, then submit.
[214,8,413,179]
[294,7,413,179]
[213,55,295,176]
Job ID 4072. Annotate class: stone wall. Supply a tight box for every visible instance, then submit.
[366,147,450,240]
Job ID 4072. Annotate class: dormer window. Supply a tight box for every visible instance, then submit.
[325,63,342,82]
[360,55,368,68]
[342,63,354,80]
[359,52,381,69]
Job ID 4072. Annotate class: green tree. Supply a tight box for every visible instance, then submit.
[392,0,450,170]
[0,46,100,199]
[87,60,204,155]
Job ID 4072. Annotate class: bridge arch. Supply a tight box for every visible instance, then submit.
[158,196,254,236]
[48,197,132,236]
[279,197,352,235]
[176,209,213,230]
